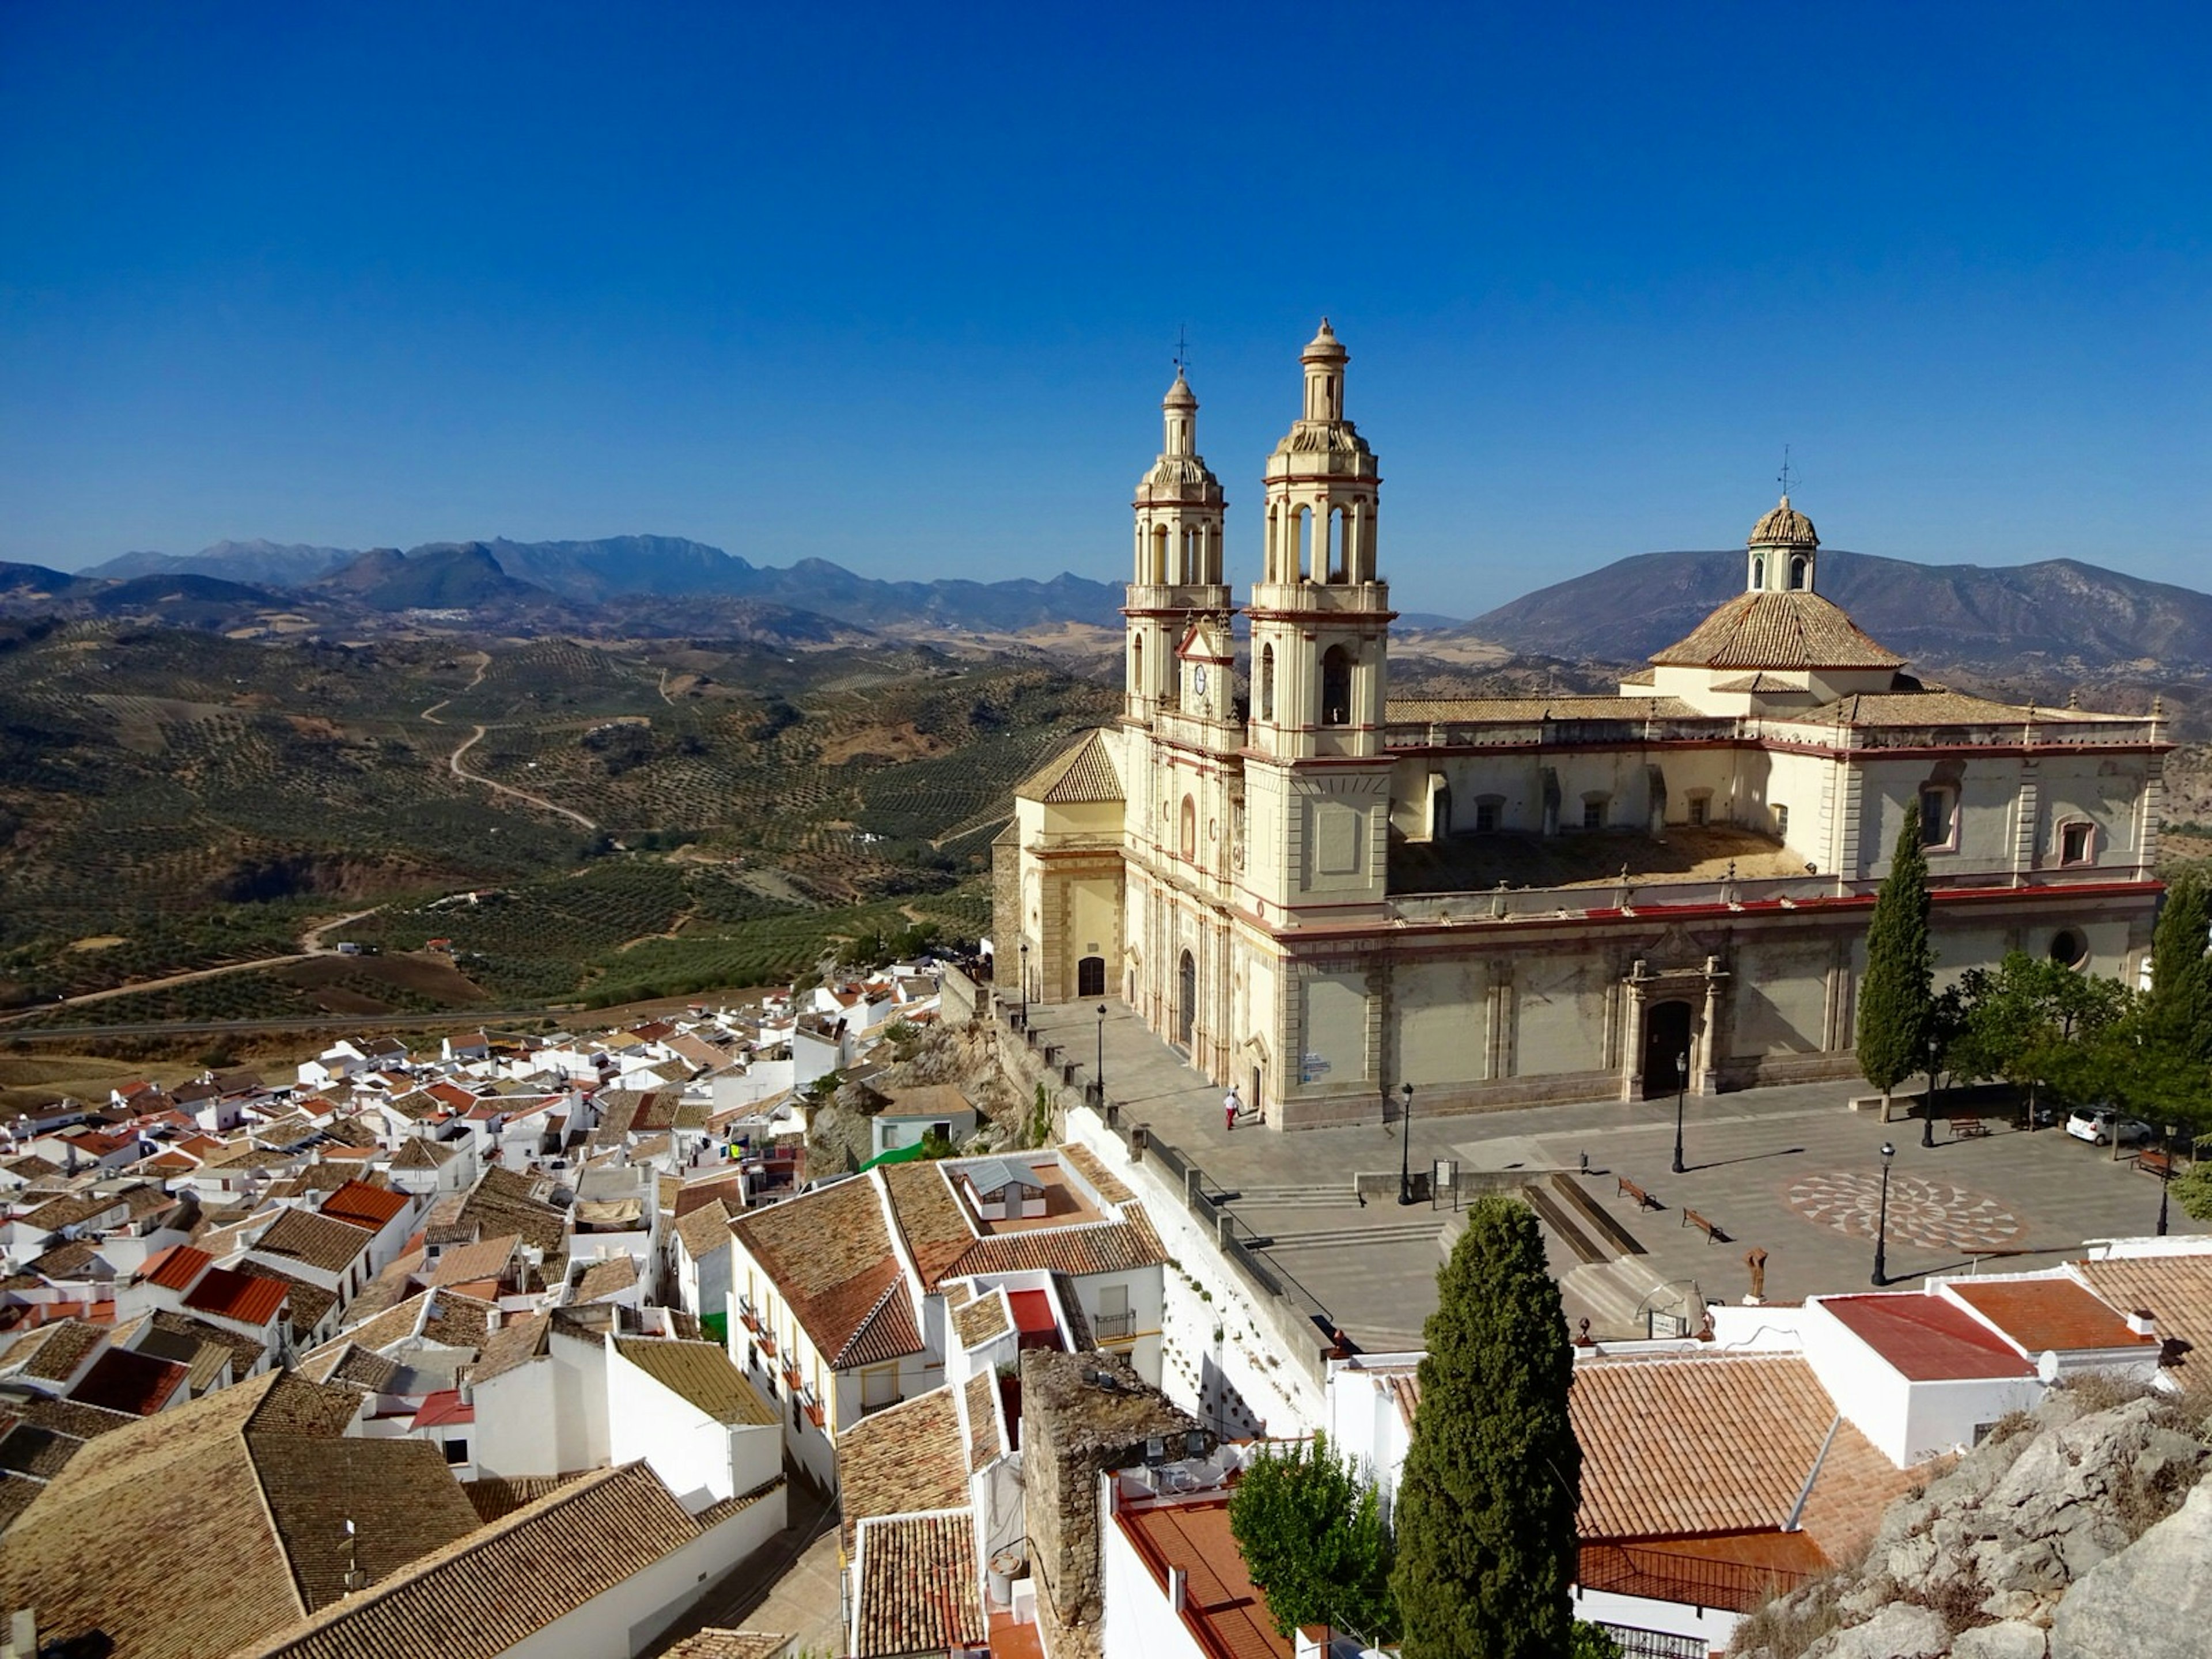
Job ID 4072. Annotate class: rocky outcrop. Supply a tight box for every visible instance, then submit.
[1731,1386,2210,1659]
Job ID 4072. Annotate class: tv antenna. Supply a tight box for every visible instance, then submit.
[1777,445,1800,499]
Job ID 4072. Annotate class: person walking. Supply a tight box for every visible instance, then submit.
[1224,1085,1241,1131]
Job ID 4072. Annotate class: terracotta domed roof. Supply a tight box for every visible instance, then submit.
[1749,496,1819,549]
[1650,591,1903,672]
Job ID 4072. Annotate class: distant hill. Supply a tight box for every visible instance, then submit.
[324,544,546,612]
[0,561,82,597]
[88,540,359,586]
[1463,548,2212,672]
[91,573,278,610]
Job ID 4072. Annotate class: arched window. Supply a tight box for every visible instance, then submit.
[1789,555,1809,590]
[1151,524,1169,584]
[1751,555,1765,589]
[1295,506,1313,580]
[1265,506,1279,582]
[1131,634,1143,698]
[1180,795,1197,861]
[1320,646,1353,727]
[1259,645,1275,722]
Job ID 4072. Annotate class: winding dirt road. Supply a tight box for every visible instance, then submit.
[421,653,599,832]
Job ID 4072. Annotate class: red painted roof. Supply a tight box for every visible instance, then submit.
[143,1244,213,1292]
[1007,1289,1058,1336]
[183,1266,289,1326]
[1947,1279,2155,1355]
[71,1347,189,1416]
[1116,1497,1289,1659]
[319,1179,410,1231]
[1820,1291,2036,1381]
[412,1388,476,1429]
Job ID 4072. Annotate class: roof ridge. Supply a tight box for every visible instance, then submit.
[831,1277,911,1369]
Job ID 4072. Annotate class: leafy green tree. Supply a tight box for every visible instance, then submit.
[2172,1160,2212,1225]
[2146,870,2212,1063]
[1227,1431,1397,1642]
[1857,808,1935,1102]
[1571,1623,1626,1659]
[1946,950,2126,1123]
[1392,1195,1580,1659]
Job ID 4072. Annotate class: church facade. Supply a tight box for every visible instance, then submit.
[999,324,2171,1128]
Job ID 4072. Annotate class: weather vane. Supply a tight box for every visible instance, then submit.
[1777,445,1799,499]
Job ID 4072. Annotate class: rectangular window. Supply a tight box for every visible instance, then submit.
[1474,799,1501,834]
[1687,795,1709,828]
[442,1438,468,1464]
[1582,798,1606,831]
[2059,821,2093,865]
[1774,804,1789,840]
[1919,787,1956,850]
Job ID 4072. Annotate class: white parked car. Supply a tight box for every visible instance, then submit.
[2065,1107,2152,1147]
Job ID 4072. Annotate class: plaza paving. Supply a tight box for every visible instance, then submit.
[1021,1000,2211,1350]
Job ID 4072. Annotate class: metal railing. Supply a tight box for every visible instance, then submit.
[1577,1541,1810,1614]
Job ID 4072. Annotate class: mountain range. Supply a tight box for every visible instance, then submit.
[1456,547,2212,674]
[9,536,2212,679]
[73,535,1129,633]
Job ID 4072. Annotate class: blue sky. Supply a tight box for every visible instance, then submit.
[3,3,2208,616]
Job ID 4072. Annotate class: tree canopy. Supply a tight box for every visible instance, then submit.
[1857,807,1935,1095]
[2146,870,2212,1063]
[1391,1195,1580,1659]
[1227,1430,1397,1643]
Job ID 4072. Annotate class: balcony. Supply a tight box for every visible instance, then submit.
[757,1331,777,1359]
[1092,1309,1136,1342]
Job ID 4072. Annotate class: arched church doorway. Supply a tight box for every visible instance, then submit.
[1641,1000,1694,1100]
[1076,956,1106,998]
[1177,950,1196,1050]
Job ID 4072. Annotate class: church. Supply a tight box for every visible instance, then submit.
[997,323,2171,1128]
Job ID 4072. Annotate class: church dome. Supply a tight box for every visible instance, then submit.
[1301,317,1347,363]
[1162,369,1197,409]
[1748,495,1819,549]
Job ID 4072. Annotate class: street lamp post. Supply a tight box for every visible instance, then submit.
[1397,1082,1416,1206]
[1671,1051,1689,1175]
[1872,1141,1896,1286]
[1922,1035,1938,1149]
[1017,940,1029,1028]
[2158,1124,2177,1237]
[1095,1003,1107,1104]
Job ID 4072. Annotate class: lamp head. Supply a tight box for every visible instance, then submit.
[1676,1052,1688,1077]
[1880,1142,1896,1162]
[1400,1082,1413,1101]
[1097,1003,1107,1018]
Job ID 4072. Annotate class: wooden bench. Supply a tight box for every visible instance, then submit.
[1681,1207,1724,1243]
[1950,1114,1990,1139]
[2137,1149,2176,1179]
[1616,1176,1661,1211]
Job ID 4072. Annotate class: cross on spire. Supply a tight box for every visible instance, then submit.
[1777,445,1799,499]
[1173,324,1191,377]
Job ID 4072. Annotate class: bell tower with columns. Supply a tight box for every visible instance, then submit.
[1125,369,1230,721]
[1241,320,1395,926]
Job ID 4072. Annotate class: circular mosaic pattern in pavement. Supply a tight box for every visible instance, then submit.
[1785,1169,2027,1252]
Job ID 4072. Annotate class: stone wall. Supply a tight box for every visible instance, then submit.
[1020,1348,1203,1627]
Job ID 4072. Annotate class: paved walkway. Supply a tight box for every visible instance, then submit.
[1021,1000,2211,1348]
[644,1465,842,1657]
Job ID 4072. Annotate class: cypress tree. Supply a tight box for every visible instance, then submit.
[2147,869,2212,1063]
[1856,805,1935,1097]
[1391,1194,1580,1659]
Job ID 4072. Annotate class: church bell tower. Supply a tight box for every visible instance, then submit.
[1126,369,1230,721]
[1242,320,1395,924]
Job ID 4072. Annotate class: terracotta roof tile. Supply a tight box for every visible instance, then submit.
[851,1510,984,1659]
[1017,729,1123,805]
[613,1336,777,1425]
[1,1320,105,1384]
[963,1371,1003,1473]
[316,1179,410,1232]
[2074,1255,2212,1370]
[1650,590,1904,670]
[954,1289,1012,1350]
[69,1347,191,1416]
[184,1266,290,1327]
[838,1386,971,1551]
[248,1206,378,1274]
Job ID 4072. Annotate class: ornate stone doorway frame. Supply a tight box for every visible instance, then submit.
[1620,953,1728,1102]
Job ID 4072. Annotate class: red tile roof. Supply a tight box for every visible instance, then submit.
[318,1180,410,1232]
[184,1266,290,1327]
[143,1245,214,1292]
[1946,1279,2155,1355]
[1820,1291,2035,1381]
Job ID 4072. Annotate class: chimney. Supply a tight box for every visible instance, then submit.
[2129,1308,2157,1338]
[1168,1567,1186,1612]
